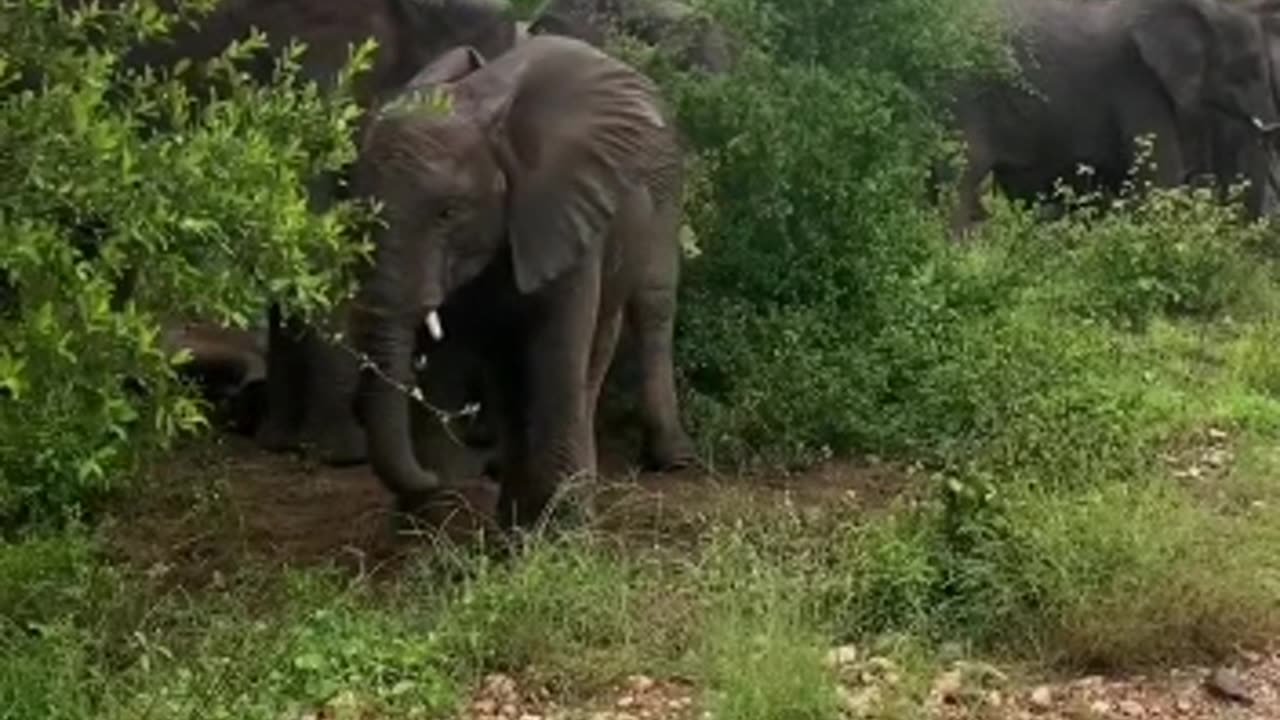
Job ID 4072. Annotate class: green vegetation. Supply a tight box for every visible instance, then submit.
[0,0,372,524]
[4,0,1280,717]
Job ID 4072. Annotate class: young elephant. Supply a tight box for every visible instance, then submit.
[949,0,1280,236]
[117,0,521,466]
[351,36,695,529]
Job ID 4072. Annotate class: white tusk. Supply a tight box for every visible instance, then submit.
[1253,117,1280,134]
[424,310,444,341]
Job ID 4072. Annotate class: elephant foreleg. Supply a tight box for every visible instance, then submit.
[298,331,368,466]
[497,270,601,531]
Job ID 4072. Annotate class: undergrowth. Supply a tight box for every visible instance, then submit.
[6,0,1280,717]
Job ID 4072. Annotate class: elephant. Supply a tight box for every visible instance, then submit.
[111,0,519,465]
[349,36,696,529]
[161,321,269,436]
[948,0,1280,236]
[1187,0,1280,220]
[526,0,733,74]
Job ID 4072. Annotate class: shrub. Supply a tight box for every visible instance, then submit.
[0,0,372,524]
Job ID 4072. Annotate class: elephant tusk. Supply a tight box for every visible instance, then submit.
[425,310,444,341]
[1252,117,1280,135]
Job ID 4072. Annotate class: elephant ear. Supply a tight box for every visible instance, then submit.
[1132,0,1212,111]
[485,38,668,294]
[410,46,487,88]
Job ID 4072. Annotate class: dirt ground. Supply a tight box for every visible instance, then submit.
[100,431,1276,720]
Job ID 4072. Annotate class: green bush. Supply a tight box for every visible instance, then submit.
[660,0,1280,482]
[0,0,372,524]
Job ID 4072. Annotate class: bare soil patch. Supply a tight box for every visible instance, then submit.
[103,431,919,587]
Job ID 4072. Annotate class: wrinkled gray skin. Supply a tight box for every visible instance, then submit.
[351,36,695,529]
[1189,0,1280,219]
[949,0,1280,236]
[119,0,518,465]
[527,0,733,74]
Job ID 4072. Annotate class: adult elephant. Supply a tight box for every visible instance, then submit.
[949,0,1280,236]
[349,36,695,529]
[1189,0,1280,220]
[118,0,519,465]
[527,0,733,74]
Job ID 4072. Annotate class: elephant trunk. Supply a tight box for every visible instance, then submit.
[352,301,441,496]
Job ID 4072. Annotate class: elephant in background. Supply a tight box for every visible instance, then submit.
[161,321,269,436]
[948,0,1280,236]
[350,36,695,529]
[527,0,733,74]
[114,0,519,466]
[1188,0,1280,220]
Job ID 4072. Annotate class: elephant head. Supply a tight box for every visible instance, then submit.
[351,36,671,495]
[527,0,733,74]
[1133,0,1280,135]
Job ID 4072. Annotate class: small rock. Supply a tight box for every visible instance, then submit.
[626,675,655,693]
[518,715,543,720]
[500,703,518,718]
[1207,427,1229,442]
[473,699,498,715]
[825,644,859,668]
[933,670,964,703]
[1028,685,1053,712]
[1117,699,1146,717]
[864,656,898,674]
[838,685,880,718]
[1205,668,1254,705]
[1202,449,1230,469]
[1090,699,1113,715]
[1174,698,1194,714]
[986,690,1004,707]
[616,695,636,709]
[485,674,518,700]
[1076,675,1104,689]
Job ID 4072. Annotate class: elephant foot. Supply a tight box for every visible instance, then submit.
[643,428,697,472]
[496,483,570,533]
[390,482,501,540]
[303,422,368,467]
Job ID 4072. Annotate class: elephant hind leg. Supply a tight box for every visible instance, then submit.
[626,285,696,472]
[626,201,695,472]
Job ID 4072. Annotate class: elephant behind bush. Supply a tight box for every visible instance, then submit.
[948,0,1280,235]
[527,0,734,73]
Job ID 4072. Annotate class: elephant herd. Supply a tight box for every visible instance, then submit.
[118,0,1280,532]
[950,0,1280,233]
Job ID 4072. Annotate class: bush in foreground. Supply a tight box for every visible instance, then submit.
[0,0,371,524]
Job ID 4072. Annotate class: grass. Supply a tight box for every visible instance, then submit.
[9,187,1280,718]
[4,421,1279,720]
